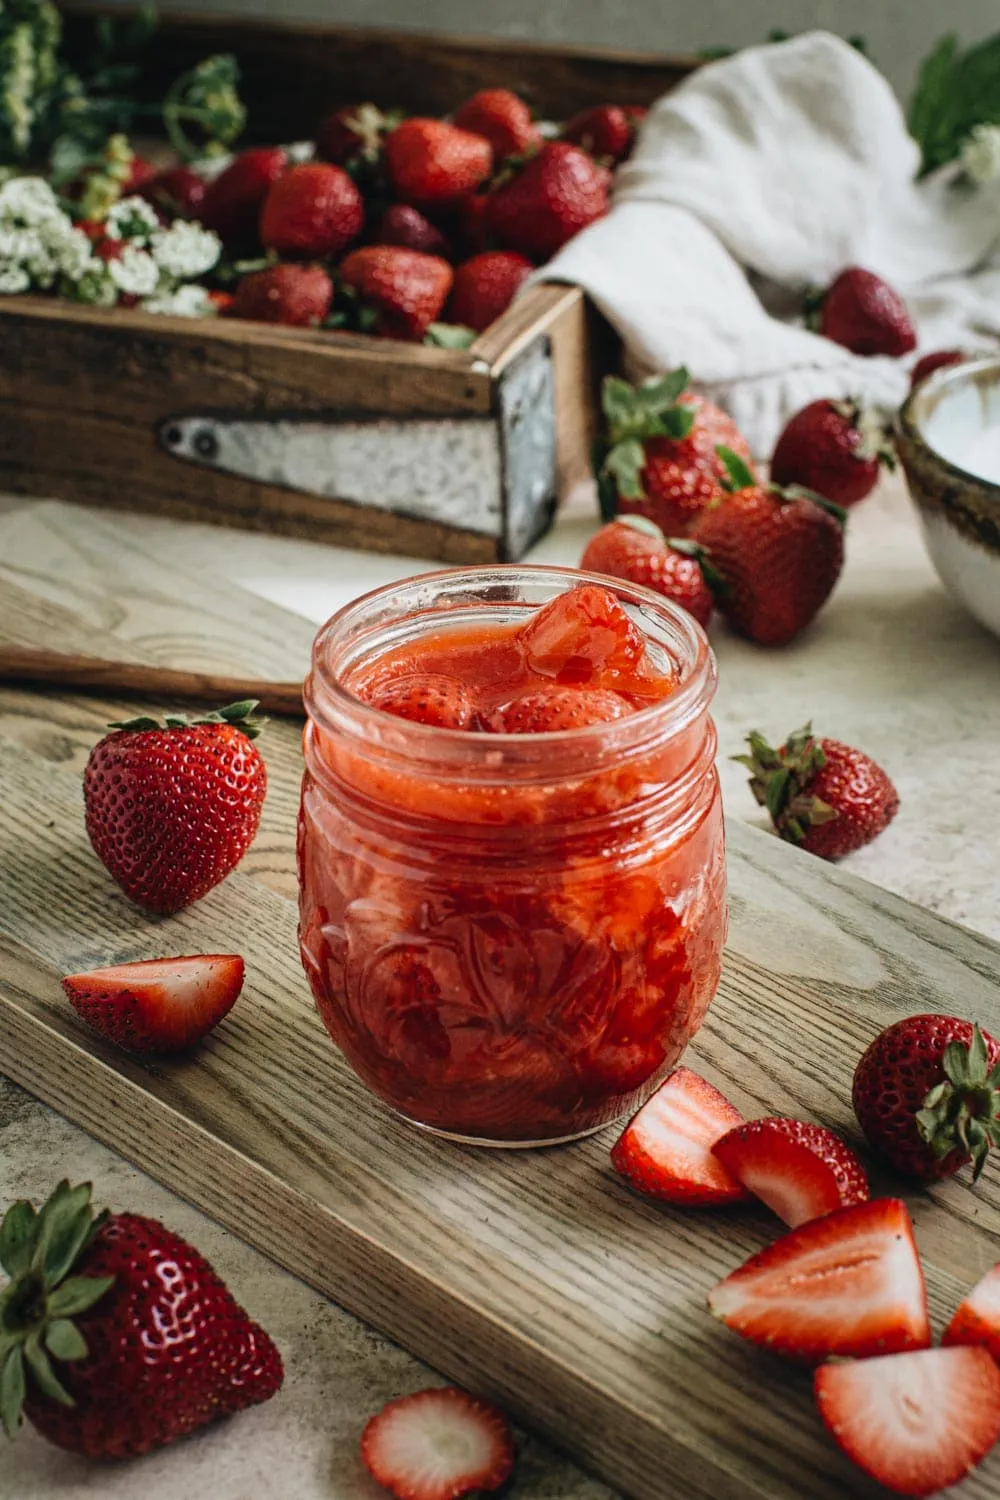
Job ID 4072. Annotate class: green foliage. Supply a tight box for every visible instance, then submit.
[908,31,1000,176]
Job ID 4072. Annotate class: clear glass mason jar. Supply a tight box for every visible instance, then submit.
[298,566,726,1147]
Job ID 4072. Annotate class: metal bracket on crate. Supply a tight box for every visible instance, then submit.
[155,335,558,558]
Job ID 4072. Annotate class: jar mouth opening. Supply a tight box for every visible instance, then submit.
[305,564,716,781]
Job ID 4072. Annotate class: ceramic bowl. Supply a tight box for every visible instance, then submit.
[898,357,1000,638]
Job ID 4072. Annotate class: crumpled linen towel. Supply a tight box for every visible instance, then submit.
[538,32,1000,454]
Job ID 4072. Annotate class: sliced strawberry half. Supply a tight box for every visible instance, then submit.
[944,1263,1000,1362]
[361,1386,514,1500]
[712,1116,869,1227]
[708,1197,931,1363]
[62,955,245,1055]
[611,1066,751,1206]
[815,1346,1000,1497]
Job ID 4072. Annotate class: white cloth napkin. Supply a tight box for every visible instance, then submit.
[537,32,1000,455]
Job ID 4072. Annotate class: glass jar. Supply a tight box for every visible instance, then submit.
[298,566,726,1147]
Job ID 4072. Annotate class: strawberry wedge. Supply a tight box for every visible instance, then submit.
[815,1347,1000,1497]
[62,955,245,1055]
[611,1067,750,1206]
[712,1116,869,1227]
[944,1263,1000,1362]
[361,1386,514,1500]
[708,1197,931,1363]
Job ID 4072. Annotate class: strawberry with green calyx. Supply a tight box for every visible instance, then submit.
[736,722,898,858]
[1,1181,282,1457]
[595,368,755,535]
[770,398,896,508]
[580,515,717,629]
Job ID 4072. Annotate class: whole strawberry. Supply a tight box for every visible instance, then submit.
[317,102,391,166]
[815,267,917,358]
[231,263,333,327]
[339,246,453,341]
[580,516,714,628]
[736,722,898,858]
[853,1017,1000,1181]
[0,1181,282,1456]
[448,250,533,331]
[486,141,608,260]
[910,348,965,390]
[260,162,364,258]
[376,203,451,258]
[690,451,844,645]
[453,88,539,160]
[138,165,206,219]
[770,399,895,507]
[83,700,267,914]
[597,368,755,535]
[198,147,287,249]
[563,104,640,163]
[385,118,492,205]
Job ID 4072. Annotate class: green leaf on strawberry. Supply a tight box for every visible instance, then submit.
[603,438,646,500]
[717,444,757,493]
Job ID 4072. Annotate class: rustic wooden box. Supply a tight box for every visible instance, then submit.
[0,8,694,562]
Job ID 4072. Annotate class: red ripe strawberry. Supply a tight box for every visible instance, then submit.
[814,1347,1000,1498]
[199,146,287,248]
[580,517,714,629]
[83,701,267,915]
[563,104,636,163]
[770,398,895,507]
[486,141,609,260]
[816,266,917,357]
[0,1181,282,1456]
[453,88,539,160]
[137,165,206,219]
[231,263,333,327]
[317,102,391,165]
[370,673,475,729]
[448,250,532,331]
[737,723,899,858]
[494,687,628,733]
[385,118,493,205]
[853,1016,1000,1181]
[518,583,646,687]
[611,1067,751,1206]
[361,1386,514,1500]
[124,155,156,192]
[712,1117,869,1227]
[596,368,755,536]
[376,203,451,258]
[910,348,965,389]
[457,191,490,255]
[708,1198,931,1363]
[944,1264,1000,1361]
[260,162,363,258]
[339,246,453,341]
[62,955,245,1055]
[690,454,845,645]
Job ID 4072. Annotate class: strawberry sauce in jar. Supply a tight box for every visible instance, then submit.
[298,567,725,1145]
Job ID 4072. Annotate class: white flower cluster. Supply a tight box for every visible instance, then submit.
[0,178,223,316]
[961,124,1000,186]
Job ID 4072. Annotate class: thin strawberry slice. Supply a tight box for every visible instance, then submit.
[361,1386,514,1500]
[611,1067,751,1206]
[712,1116,869,1226]
[708,1197,931,1363]
[62,955,244,1055]
[815,1347,1000,1497]
[944,1263,1000,1361]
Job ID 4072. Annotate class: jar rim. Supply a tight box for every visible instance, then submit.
[305,564,717,784]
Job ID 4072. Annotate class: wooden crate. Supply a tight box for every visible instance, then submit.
[0,8,695,562]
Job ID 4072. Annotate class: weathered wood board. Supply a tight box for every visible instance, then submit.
[3,504,1000,1498]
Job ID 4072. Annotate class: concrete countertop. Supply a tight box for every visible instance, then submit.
[3,474,999,1499]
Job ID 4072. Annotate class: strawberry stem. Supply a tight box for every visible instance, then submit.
[916,1025,1000,1179]
[733,723,839,845]
[107,700,266,740]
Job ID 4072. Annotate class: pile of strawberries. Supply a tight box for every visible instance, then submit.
[161,92,644,340]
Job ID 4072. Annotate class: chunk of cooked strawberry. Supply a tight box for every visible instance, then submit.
[712,1116,869,1227]
[611,1067,751,1205]
[495,687,628,733]
[360,1386,514,1500]
[61,955,245,1054]
[944,1263,1000,1362]
[518,584,646,688]
[368,673,475,730]
[708,1197,930,1363]
[814,1347,1000,1497]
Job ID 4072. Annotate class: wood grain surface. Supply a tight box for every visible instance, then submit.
[4,503,1000,1498]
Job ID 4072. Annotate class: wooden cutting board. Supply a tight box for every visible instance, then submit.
[3,501,1000,1500]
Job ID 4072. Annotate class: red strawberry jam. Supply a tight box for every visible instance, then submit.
[298,571,725,1144]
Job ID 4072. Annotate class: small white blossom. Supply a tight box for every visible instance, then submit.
[150,220,221,280]
[0,176,62,227]
[44,221,98,283]
[962,124,1000,185]
[105,195,160,245]
[0,226,42,261]
[285,140,315,164]
[142,283,216,318]
[0,264,31,294]
[108,245,160,297]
